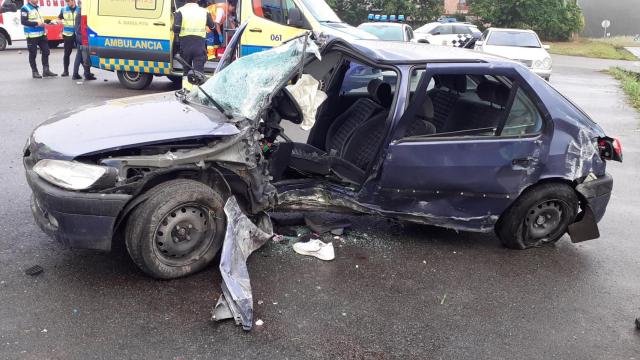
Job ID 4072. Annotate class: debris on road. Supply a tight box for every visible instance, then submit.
[292,239,335,261]
[255,319,264,326]
[304,213,351,235]
[24,265,43,276]
[212,197,274,331]
[636,318,640,330]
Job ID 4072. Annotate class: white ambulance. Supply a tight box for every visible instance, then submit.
[0,0,64,50]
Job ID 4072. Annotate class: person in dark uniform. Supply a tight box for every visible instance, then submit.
[21,0,57,78]
[173,0,215,75]
[71,1,95,81]
[57,0,79,77]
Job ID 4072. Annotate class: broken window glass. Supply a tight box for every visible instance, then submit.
[190,37,320,121]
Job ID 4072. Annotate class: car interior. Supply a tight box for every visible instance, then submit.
[261,54,543,190]
[261,55,399,187]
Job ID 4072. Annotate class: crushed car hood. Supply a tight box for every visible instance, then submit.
[31,92,239,160]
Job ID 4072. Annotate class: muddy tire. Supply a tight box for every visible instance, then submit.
[125,179,226,279]
[116,70,153,90]
[496,183,578,250]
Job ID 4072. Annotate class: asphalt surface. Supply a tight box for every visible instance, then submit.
[1,48,640,359]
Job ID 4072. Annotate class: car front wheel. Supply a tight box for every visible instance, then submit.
[496,183,578,249]
[125,179,226,279]
[0,33,8,51]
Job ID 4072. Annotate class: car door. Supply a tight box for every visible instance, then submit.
[1,0,24,42]
[375,63,551,230]
[239,0,306,56]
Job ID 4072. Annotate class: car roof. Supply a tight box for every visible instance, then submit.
[335,39,508,64]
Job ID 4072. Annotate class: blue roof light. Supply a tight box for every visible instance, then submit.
[368,14,374,20]
[374,14,381,21]
[398,15,405,22]
[380,15,388,21]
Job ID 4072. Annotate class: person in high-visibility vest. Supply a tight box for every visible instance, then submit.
[57,0,79,77]
[209,0,236,46]
[173,0,215,77]
[20,0,57,78]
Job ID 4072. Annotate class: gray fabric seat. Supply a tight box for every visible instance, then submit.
[289,79,393,184]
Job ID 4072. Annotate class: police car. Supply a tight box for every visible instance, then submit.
[414,21,481,47]
[357,14,414,42]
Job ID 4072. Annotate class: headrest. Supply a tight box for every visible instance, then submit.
[368,79,393,108]
[438,75,467,93]
[477,81,510,107]
[417,95,434,120]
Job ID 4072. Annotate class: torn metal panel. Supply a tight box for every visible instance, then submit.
[213,196,273,331]
[565,128,604,180]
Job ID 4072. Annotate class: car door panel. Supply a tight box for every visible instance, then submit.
[374,63,549,231]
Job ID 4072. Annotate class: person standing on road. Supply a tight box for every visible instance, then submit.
[71,1,95,81]
[21,0,57,78]
[173,0,215,78]
[57,0,79,77]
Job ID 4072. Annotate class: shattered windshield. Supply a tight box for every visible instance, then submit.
[189,37,320,121]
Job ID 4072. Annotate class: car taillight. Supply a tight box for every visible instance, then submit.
[598,136,623,162]
[216,47,226,59]
[81,15,88,46]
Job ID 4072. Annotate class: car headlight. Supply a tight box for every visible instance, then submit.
[542,57,552,69]
[33,159,117,191]
[534,60,543,69]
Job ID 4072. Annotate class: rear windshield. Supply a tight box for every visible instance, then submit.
[358,25,404,41]
[487,31,540,48]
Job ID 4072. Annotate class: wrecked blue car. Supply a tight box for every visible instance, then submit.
[24,33,622,285]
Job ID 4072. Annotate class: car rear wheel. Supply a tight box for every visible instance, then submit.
[0,33,8,51]
[125,179,226,279]
[496,183,578,249]
[116,70,153,90]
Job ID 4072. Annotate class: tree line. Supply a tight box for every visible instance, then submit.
[328,0,584,41]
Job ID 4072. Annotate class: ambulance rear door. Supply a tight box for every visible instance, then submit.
[87,0,174,89]
[239,0,307,56]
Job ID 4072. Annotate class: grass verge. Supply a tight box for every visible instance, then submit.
[549,38,638,61]
[609,67,640,111]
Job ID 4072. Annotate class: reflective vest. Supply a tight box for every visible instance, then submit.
[178,4,208,38]
[61,5,79,37]
[208,3,227,24]
[22,3,45,38]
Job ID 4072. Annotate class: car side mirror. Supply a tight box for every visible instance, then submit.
[417,39,430,44]
[543,44,550,50]
[287,8,308,29]
[187,70,207,86]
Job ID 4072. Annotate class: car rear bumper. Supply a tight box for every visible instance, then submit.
[576,173,613,223]
[26,170,132,251]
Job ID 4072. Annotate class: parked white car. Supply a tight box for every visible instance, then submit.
[475,28,552,81]
[413,22,481,47]
[357,22,415,42]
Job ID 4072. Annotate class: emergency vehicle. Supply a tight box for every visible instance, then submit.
[0,0,64,50]
[81,0,375,90]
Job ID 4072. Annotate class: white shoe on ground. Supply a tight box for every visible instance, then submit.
[292,239,335,261]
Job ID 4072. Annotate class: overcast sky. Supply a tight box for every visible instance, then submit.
[580,0,640,37]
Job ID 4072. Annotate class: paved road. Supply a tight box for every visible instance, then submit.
[0,49,639,359]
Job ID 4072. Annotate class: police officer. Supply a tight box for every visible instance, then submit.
[21,0,57,78]
[57,0,79,77]
[173,0,215,75]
